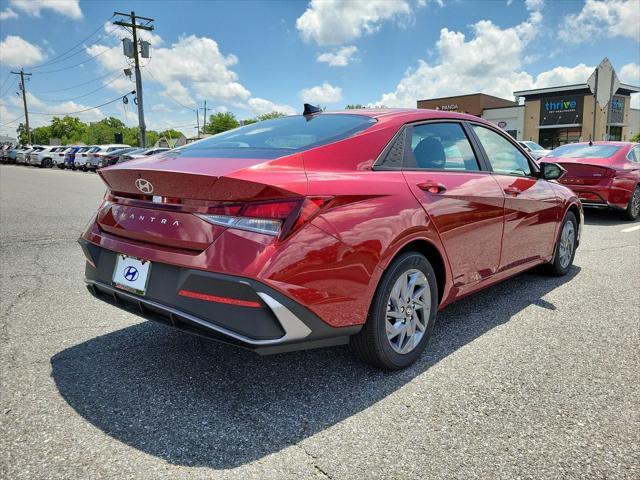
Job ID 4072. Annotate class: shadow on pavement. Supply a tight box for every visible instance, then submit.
[51,266,579,469]
[583,208,638,226]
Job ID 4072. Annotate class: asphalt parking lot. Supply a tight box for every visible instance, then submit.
[1,164,638,479]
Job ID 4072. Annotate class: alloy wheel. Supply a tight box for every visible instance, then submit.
[385,268,431,354]
[558,220,575,269]
[631,188,640,218]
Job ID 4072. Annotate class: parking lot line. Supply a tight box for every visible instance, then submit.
[620,225,640,233]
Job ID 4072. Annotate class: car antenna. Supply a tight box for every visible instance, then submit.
[589,140,593,146]
[303,103,322,119]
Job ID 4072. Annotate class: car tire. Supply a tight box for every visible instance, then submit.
[545,211,578,277]
[350,252,438,370]
[622,186,640,221]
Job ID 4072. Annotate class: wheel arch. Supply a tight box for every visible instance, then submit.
[386,238,448,305]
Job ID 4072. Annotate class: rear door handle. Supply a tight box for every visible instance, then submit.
[417,181,447,194]
[504,186,521,196]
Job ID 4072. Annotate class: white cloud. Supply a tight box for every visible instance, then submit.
[317,46,358,67]
[533,64,595,87]
[0,8,18,20]
[559,0,639,44]
[377,3,544,106]
[247,97,296,116]
[299,82,343,104]
[9,0,82,19]
[620,62,640,84]
[296,0,411,46]
[0,35,45,67]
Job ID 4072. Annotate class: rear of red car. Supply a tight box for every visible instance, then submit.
[79,114,385,354]
[547,143,637,210]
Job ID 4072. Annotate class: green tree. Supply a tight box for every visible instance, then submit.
[31,125,52,144]
[49,116,88,144]
[345,104,365,109]
[631,132,640,143]
[159,129,183,139]
[204,112,239,134]
[16,123,28,144]
[256,111,286,121]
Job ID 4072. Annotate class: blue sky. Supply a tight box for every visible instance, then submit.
[1,0,638,138]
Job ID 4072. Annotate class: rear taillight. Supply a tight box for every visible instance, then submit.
[196,197,330,238]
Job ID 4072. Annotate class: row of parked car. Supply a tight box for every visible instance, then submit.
[0,144,170,171]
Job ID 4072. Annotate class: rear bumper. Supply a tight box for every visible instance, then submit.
[561,183,627,210]
[79,238,360,355]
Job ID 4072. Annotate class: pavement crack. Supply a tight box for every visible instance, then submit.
[298,444,333,479]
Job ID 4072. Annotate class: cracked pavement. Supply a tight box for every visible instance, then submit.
[1,165,639,479]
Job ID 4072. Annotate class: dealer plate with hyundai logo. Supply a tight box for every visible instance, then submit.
[112,254,152,295]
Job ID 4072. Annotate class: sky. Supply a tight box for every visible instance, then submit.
[0,0,639,139]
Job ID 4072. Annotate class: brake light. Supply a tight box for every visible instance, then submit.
[196,197,330,238]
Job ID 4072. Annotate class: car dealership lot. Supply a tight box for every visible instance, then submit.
[0,165,638,479]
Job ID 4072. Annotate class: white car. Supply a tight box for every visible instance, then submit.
[519,141,551,160]
[29,146,66,168]
[71,146,98,170]
[16,146,35,164]
[52,146,72,167]
[85,144,131,171]
[122,147,170,160]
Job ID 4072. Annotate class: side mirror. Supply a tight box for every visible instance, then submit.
[539,162,565,180]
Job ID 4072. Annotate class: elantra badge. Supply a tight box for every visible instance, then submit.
[135,178,154,194]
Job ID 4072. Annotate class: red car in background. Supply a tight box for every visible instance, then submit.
[80,108,582,369]
[546,142,640,220]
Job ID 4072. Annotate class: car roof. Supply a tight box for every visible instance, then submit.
[556,141,636,147]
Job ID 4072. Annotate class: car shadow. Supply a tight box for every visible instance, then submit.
[51,266,580,469]
[583,208,638,226]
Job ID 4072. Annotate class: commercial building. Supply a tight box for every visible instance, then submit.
[417,84,639,148]
[514,83,639,148]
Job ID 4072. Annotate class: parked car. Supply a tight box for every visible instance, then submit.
[52,147,72,167]
[72,146,100,170]
[98,147,139,168]
[16,146,35,164]
[28,146,64,168]
[545,141,640,220]
[86,144,131,171]
[519,141,551,160]
[62,146,83,169]
[6,145,27,164]
[120,147,170,162]
[80,108,583,370]
[0,144,14,162]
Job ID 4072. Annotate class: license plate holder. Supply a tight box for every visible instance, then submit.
[112,254,151,295]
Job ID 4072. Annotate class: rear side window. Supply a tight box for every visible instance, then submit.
[405,122,480,171]
[626,146,640,163]
[176,114,376,159]
[472,125,532,177]
[547,144,621,159]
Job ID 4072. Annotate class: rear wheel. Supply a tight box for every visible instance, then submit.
[350,252,438,370]
[622,186,640,221]
[545,211,577,276]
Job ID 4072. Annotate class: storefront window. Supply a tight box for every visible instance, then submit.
[538,127,582,149]
[608,126,622,141]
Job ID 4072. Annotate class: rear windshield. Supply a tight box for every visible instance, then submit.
[547,144,621,159]
[176,114,377,159]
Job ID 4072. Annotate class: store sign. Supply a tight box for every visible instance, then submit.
[436,104,459,111]
[497,121,507,128]
[539,95,583,125]
[608,96,624,124]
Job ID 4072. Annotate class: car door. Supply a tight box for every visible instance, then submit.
[469,123,560,270]
[401,121,506,288]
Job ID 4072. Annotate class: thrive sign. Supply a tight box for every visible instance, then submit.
[539,95,583,126]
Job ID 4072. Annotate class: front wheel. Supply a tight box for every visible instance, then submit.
[622,186,640,221]
[350,252,438,370]
[545,211,578,277]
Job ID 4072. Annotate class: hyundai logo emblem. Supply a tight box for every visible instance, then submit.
[135,178,153,194]
[123,266,139,282]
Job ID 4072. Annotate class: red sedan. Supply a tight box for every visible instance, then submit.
[546,141,640,220]
[80,107,582,369]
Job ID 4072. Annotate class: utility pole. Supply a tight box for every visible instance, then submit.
[196,109,200,139]
[113,11,154,148]
[200,100,208,134]
[11,69,32,144]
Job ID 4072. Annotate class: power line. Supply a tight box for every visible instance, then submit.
[31,91,135,116]
[0,113,25,127]
[142,67,196,112]
[30,15,115,70]
[36,74,127,103]
[0,75,18,97]
[30,68,123,94]
[34,45,119,75]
